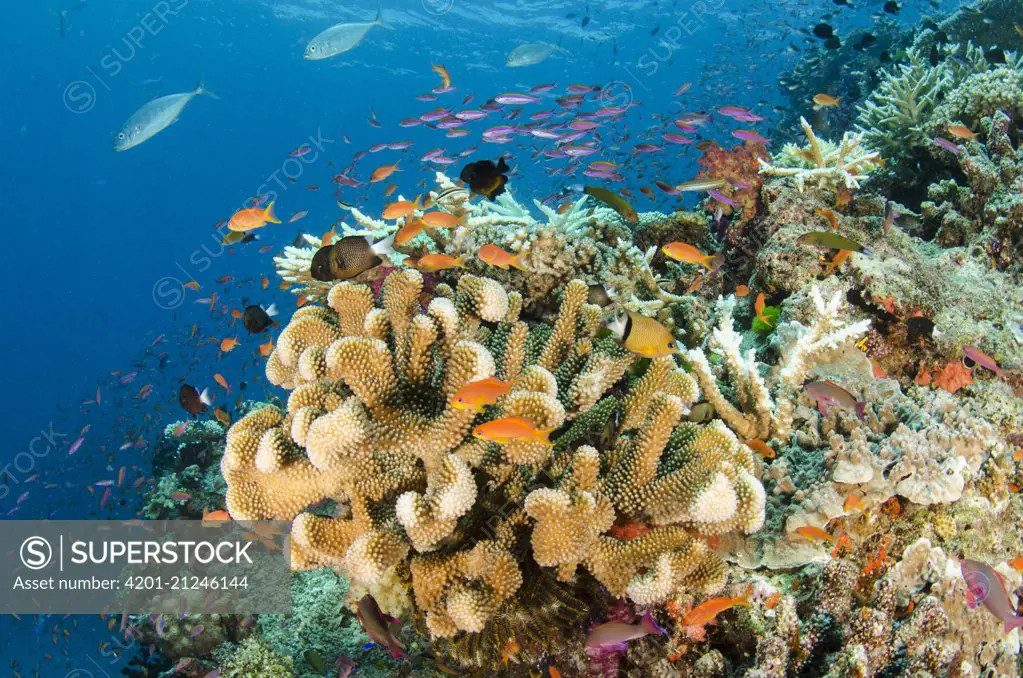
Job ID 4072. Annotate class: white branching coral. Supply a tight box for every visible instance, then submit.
[759,117,883,192]
[688,287,870,441]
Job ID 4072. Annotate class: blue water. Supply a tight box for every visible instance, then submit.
[0,0,955,673]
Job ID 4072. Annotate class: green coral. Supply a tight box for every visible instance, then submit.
[218,637,296,678]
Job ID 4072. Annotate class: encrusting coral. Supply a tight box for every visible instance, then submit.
[221,269,767,655]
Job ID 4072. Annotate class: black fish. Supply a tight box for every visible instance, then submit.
[459,157,510,199]
[581,15,590,27]
[813,22,834,38]
[824,37,841,49]
[929,45,940,66]
[311,235,394,282]
[906,316,936,343]
[242,304,277,333]
[883,0,899,13]
[179,384,212,417]
[859,33,876,47]
[879,50,891,62]
[985,48,1006,64]
[832,0,850,5]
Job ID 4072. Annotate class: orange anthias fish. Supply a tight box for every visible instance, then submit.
[743,439,775,459]
[220,337,240,352]
[259,338,275,357]
[812,93,840,107]
[473,416,553,446]
[421,211,462,229]
[183,280,200,291]
[261,276,269,290]
[432,63,451,89]
[452,377,512,412]
[822,248,851,276]
[682,593,751,627]
[228,202,281,232]
[371,162,401,183]
[414,253,466,272]
[202,508,231,525]
[321,224,337,247]
[384,183,398,197]
[947,124,977,140]
[1008,557,1023,574]
[478,244,529,271]
[844,494,865,513]
[382,201,416,220]
[815,207,839,231]
[793,525,833,542]
[213,373,231,392]
[735,284,750,297]
[662,242,717,269]
[755,292,773,326]
[395,219,427,245]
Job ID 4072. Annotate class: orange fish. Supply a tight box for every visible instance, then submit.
[1008,557,1023,574]
[835,186,853,207]
[793,525,833,542]
[946,124,977,140]
[735,284,750,297]
[743,439,775,459]
[662,242,716,269]
[183,280,200,291]
[548,668,562,678]
[261,276,269,290]
[382,201,416,220]
[812,93,840,107]
[681,593,751,626]
[432,63,451,88]
[640,186,655,199]
[371,162,401,183]
[395,219,427,246]
[296,295,308,307]
[321,224,336,248]
[202,508,231,525]
[228,202,281,232]
[219,337,240,352]
[414,253,466,272]
[259,338,275,357]
[213,407,231,426]
[472,416,553,446]
[1013,448,1023,462]
[214,373,231,393]
[230,309,243,319]
[844,494,864,513]
[684,276,704,295]
[384,183,398,197]
[478,244,528,271]
[421,211,462,229]
[279,280,292,290]
[754,292,773,326]
[815,208,839,231]
[452,377,512,412]
[823,249,851,276]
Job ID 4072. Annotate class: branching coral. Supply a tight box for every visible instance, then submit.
[222,270,767,651]
[758,117,883,192]
[687,287,870,442]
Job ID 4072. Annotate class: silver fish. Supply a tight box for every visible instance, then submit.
[304,10,389,60]
[505,43,566,67]
[114,79,218,151]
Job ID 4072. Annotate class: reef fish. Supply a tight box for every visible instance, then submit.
[452,377,512,412]
[414,253,466,272]
[586,611,664,649]
[478,244,528,270]
[178,385,213,416]
[473,416,553,446]
[356,595,406,659]
[505,43,565,67]
[113,79,218,151]
[812,93,840,107]
[460,158,510,199]
[662,242,717,269]
[228,202,280,232]
[607,312,677,358]
[304,10,388,60]
[961,558,1023,632]
[583,185,637,222]
[797,231,870,254]
[804,380,865,417]
[242,304,277,333]
[675,178,726,192]
[311,234,394,282]
[962,346,1002,377]
[682,593,751,626]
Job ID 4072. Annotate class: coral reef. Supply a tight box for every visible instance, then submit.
[221,269,767,664]
[695,141,768,223]
[759,117,883,192]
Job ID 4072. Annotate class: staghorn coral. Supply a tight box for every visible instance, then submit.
[221,269,766,657]
[758,117,883,192]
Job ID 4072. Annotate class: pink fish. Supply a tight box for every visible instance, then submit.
[961,558,1023,632]
[398,118,423,127]
[674,82,692,96]
[718,106,763,122]
[732,129,770,143]
[962,346,1002,377]
[356,595,405,659]
[933,137,962,154]
[586,611,664,649]
[707,189,738,207]
[99,487,112,509]
[289,144,312,157]
[287,210,308,223]
[190,624,204,638]
[68,436,85,456]
[16,491,29,505]
[804,381,865,417]
[171,422,188,437]
[663,133,693,145]
[494,93,539,105]
[654,180,680,195]
[633,144,663,153]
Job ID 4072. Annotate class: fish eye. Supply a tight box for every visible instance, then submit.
[308,45,316,52]
[963,356,976,369]
[117,132,126,140]
[455,397,464,403]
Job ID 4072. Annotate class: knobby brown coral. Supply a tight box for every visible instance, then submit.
[222,269,766,647]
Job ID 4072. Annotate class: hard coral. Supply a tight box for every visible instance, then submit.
[758,117,883,193]
[696,140,768,222]
[222,270,766,654]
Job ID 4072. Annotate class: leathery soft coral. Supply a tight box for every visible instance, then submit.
[221,269,766,660]
[694,140,768,223]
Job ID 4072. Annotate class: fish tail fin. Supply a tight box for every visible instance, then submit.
[264,201,282,224]
[374,8,394,29]
[455,255,468,268]
[1006,615,1023,634]
[639,611,665,635]
[264,303,279,317]
[510,251,530,271]
[199,388,214,407]
[735,592,753,607]
[372,232,396,257]
[533,428,555,447]
[195,76,219,100]
[700,254,717,270]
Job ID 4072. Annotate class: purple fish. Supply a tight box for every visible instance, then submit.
[961,559,1023,632]
[674,120,699,133]
[933,137,962,154]
[356,595,405,660]
[732,129,769,143]
[566,84,599,93]
[494,93,539,105]
[68,436,85,455]
[586,611,664,650]
[530,128,562,139]
[398,118,423,128]
[368,143,388,153]
[420,108,451,122]
[190,624,204,638]
[435,118,465,129]
[415,93,436,102]
[718,106,763,122]
[483,125,517,137]
[570,120,600,131]
[633,144,663,153]
[557,130,589,145]
[454,110,486,121]
[707,189,738,207]
[529,83,557,94]
[387,141,413,150]
[663,133,693,145]
[962,346,1002,377]
[562,145,598,156]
